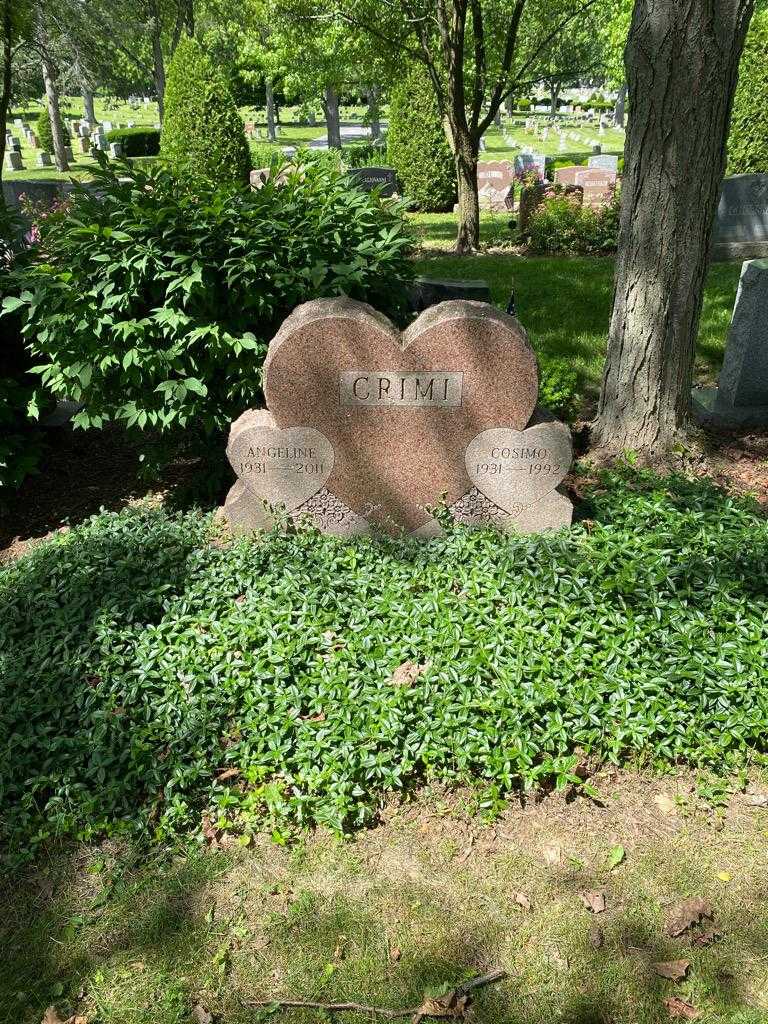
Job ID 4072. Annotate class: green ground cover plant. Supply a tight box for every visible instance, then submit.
[1,467,767,864]
[3,154,412,439]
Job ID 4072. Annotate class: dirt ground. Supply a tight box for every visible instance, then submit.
[3,769,767,1024]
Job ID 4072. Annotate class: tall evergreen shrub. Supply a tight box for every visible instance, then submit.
[160,37,251,187]
[36,108,69,153]
[728,10,768,174]
[387,67,456,212]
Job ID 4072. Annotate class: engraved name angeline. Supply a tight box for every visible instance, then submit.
[339,370,463,408]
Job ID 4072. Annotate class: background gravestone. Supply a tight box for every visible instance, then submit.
[692,258,768,427]
[476,160,515,210]
[712,174,768,261]
[221,299,574,538]
[588,154,619,172]
[346,166,398,197]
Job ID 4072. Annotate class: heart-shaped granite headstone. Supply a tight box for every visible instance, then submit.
[264,298,538,532]
[465,418,572,511]
[226,409,333,510]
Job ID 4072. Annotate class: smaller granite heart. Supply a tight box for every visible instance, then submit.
[226,409,333,511]
[465,417,572,511]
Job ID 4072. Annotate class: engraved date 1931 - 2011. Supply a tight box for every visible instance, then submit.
[238,444,326,476]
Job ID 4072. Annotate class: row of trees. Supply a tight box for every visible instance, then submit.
[1,0,764,456]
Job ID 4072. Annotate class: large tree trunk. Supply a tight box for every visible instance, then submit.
[40,50,68,172]
[0,3,12,189]
[265,77,276,142]
[593,0,754,454]
[613,81,627,127]
[82,86,96,126]
[149,1,166,121]
[549,82,560,114]
[368,84,381,141]
[455,136,479,254]
[323,85,341,149]
[505,94,514,118]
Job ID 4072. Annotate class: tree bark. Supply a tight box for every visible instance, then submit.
[323,85,341,149]
[265,77,276,141]
[0,2,12,189]
[593,0,754,454]
[149,0,166,120]
[368,84,381,141]
[40,48,68,172]
[505,94,514,117]
[454,137,479,254]
[82,86,96,126]
[613,81,627,127]
[549,82,560,114]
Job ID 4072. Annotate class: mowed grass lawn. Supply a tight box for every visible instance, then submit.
[411,229,742,412]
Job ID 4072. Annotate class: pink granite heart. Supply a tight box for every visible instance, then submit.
[263,298,538,533]
[226,409,333,510]
[465,419,572,511]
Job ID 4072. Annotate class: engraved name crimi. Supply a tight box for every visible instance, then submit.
[339,371,464,408]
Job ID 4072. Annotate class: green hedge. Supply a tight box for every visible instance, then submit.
[105,127,160,157]
[728,10,768,174]
[160,36,251,187]
[387,66,456,212]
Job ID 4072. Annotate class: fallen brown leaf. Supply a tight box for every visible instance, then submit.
[215,767,241,781]
[513,891,532,912]
[191,1005,214,1024]
[41,1011,67,1024]
[579,890,607,914]
[745,794,768,807]
[663,996,700,1019]
[653,959,691,981]
[690,924,722,948]
[390,660,429,687]
[589,924,605,949]
[390,946,402,962]
[666,897,713,937]
[654,794,678,816]
[542,843,563,866]
[413,991,469,1021]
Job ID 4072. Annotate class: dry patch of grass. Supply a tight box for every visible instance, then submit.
[2,769,767,1024]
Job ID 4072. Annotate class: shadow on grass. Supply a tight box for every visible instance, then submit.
[3,838,767,1024]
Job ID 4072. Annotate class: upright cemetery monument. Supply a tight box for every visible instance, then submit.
[692,259,768,428]
[222,299,573,538]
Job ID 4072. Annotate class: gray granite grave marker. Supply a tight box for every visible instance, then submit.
[692,259,768,427]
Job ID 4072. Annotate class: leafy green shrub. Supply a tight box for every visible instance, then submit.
[2,467,767,860]
[105,126,160,157]
[538,358,580,421]
[36,107,70,153]
[344,142,387,168]
[387,66,456,212]
[160,36,251,187]
[728,9,768,174]
[525,187,621,255]
[0,206,47,492]
[249,142,281,169]
[517,99,532,111]
[4,154,413,438]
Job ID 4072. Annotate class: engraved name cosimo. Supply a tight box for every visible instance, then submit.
[339,371,463,408]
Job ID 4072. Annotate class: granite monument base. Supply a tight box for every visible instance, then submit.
[691,387,768,429]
